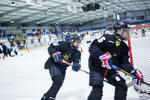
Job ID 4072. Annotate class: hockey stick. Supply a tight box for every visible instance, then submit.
[62,60,90,74]
[111,65,150,87]
[62,60,111,84]
[62,60,133,87]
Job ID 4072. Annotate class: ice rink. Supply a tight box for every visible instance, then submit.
[0,39,149,100]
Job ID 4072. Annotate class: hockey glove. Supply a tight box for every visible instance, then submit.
[52,52,62,63]
[72,63,81,72]
[131,69,144,85]
[99,52,112,69]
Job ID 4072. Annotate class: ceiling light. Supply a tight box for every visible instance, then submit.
[105,0,110,4]
[117,14,120,20]
[10,20,14,23]
[115,6,120,9]
[11,1,16,6]
[37,22,40,24]
[122,9,126,11]
[48,8,51,11]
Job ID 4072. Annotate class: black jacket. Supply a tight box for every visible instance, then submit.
[45,41,81,71]
[89,34,134,73]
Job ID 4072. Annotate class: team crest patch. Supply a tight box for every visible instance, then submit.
[63,54,71,62]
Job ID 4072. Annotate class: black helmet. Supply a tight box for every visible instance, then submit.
[70,34,81,43]
[113,21,130,31]
[113,21,130,41]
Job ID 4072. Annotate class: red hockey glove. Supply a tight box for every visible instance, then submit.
[131,69,144,85]
[99,52,112,69]
[52,52,62,63]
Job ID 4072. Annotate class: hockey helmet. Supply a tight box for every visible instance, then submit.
[70,34,81,43]
[113,21,130,41]
[113,21,130,32]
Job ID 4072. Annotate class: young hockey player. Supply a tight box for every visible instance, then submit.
[87,21,144,100]
[41,35,81,100]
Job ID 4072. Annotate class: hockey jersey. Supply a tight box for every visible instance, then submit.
[89,34,134,73]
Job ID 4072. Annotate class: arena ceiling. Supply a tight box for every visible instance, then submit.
[0,0,150,26]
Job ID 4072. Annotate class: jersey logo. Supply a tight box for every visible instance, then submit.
[98,36,106,43]
[62,54,71,62]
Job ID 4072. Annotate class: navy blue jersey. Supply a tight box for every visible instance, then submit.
[89,34,134,73]
[45,41,81,71]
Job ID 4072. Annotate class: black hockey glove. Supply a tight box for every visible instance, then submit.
[72,63,81,72]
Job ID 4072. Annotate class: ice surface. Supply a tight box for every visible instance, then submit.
[0,41,148,100]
